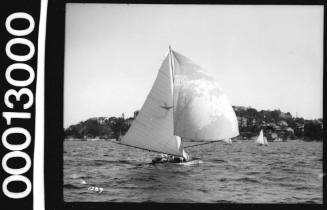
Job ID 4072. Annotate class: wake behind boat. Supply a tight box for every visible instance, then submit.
[117,46,239,163]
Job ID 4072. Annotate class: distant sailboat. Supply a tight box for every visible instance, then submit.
[255,129,268,146]
[119,47,239,163]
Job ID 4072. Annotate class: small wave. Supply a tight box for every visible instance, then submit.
[68,173,92,180]
[264,176,289,182]
[234,177,260,183]
[118,160,133,164]
[108,198,123,202]
[92,159,115,166]
[198,188,209,193]
[163,198,196,203]
[210,159,227,163]
[130,176,157,182]
[116,179,129,184]
[172,171,190,176]
[293,161,310,167]
[266,161,285,166]
[219,178,228,182]
[92,159,134,166]
[142,200,157,203]
[303,197,322,204]
[119,186,140,190]
[215,200,233,203]
[119,185,162,191]
[279,168,297,173]
[277,183,296,188]
[63,184,82,189]
[245,171,261,175]
[303,200,318,204]
[294,186,311,190]
[224,165,238,170]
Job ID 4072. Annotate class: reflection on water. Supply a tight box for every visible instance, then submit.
[64,140,323,203]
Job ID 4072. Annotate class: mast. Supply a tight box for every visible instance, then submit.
[168,45,175,84]
[169,46,190,159]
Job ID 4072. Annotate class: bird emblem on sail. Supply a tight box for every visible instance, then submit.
[160,102,174,111]
[121,47,239,161]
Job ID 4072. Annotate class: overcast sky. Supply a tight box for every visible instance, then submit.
[64,4,323,128]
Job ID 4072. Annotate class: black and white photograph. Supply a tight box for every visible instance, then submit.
[63,4,323,203]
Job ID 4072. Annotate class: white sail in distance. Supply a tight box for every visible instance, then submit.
[121,53,184,156]
[171,50,239,141]
[255,129,268,145]
[263,134,268,145]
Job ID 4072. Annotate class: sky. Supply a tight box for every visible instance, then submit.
[64,4,323,128]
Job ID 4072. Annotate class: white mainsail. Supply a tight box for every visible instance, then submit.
[255,129,268,145]
[172,50,239,141]
[122,47,239,158]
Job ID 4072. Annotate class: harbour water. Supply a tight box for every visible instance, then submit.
[64,140,323,203]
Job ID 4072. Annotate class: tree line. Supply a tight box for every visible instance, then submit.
[64,107,323,141]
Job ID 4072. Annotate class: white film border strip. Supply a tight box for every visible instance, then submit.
[33,0,48,210]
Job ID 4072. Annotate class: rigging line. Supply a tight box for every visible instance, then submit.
[109,140,183,157]
[184,140,222,148]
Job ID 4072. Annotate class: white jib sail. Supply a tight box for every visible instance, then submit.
[255,130,265,145]
[171,50,239,141]
[121,52,184,157]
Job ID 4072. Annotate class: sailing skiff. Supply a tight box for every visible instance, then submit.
[255,129,268,146]
[117,47,239,163]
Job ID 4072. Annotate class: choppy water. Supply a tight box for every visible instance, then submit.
[64,140,323,203]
